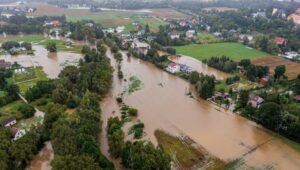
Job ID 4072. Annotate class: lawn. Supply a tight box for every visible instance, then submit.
[174,43,269,61]
[15,67,48,94]
[196,32,221,44]
[0,100,25,121]
[155,130,225,169]
[0,35,45,43]
[65,10,166,32]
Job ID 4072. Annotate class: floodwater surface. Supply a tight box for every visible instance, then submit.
[1,45,82,78]
[100,50,300,170]
[26,142,54,170]
[169,55,229,80]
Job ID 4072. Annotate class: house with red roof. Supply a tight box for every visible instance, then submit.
[166,63,180,74]
[9,127,26,141]
[51,20,61,25]
[294,95,300,102]
[274,37,287,45]
[248,94,264,108]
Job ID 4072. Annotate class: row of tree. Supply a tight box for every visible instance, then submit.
[107,117,171,170]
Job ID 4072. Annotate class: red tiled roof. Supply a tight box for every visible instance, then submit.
[295,8,300,14]
[51,20,60,25]
[294,95,300,101]
[288,14,300,25]
[9,127,19,136]
[274,37,287,45]
[169,63,178,68]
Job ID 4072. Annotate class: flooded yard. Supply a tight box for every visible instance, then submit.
[100,50,300,170]
[26,142,54,170]
[0,45,82,78]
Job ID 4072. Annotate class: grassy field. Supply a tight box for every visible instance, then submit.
[66,11,166,32]
[196,32,221,44]
[29,4,166,32]
[0,35,45,43]
[155,130,225,169]
[0,100,25,121]
[174,43,269,61]
[14,67,48,94]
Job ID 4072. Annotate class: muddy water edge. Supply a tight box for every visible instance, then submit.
[100,49,300,170]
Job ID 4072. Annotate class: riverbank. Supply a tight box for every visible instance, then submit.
[100,47,300,169]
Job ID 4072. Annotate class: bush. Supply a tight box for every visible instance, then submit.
[18,104,35,118]
[128,108,138,116]
[116,97,123,103]
[111,45,119,53]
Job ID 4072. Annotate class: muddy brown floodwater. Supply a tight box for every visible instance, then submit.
[169,55,229,80]
[100,50,300,170]
[1,45,82,79]
[1,45,83,170]
[26,142,54,170]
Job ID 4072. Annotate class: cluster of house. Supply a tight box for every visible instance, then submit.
[166,62,193,74]
[0,59,11,69]
[0,117,26,141]
[168,30,196,40]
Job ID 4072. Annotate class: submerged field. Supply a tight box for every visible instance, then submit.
[174,43,269,61]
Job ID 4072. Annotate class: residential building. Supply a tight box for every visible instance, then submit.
[166,63,180,74]
[9,127,26,141]
[186,30,195,38]
[0,117,17,127]
[248,94,264,108]
[274,37,287,45]
[131,40,150,56]
[288,8,300,25]
[212,92,230,100]
[284,52,299,59]
[169,31,180,39]
[260,76,269,86]
[178,64,193,73]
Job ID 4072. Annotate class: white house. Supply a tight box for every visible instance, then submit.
[0,117,16,127]
[166,63,180,74]
[9,127,26,141]
[116,26,125,33]
[169,31,180,39]
[284,52,299,59]
[186,30,195,38]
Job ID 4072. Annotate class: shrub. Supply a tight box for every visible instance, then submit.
[18,104,35,118]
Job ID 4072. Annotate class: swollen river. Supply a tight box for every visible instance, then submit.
[100,50,300,170]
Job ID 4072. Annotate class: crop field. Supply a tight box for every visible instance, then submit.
[28,3,168,32]
[174,43,269,61]
[251,56,300,80]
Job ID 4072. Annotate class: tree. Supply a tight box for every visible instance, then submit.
[189,71,200,84]
[46,42,57,52]
[274,65,286,79]
[239,90,249,108]
[81,45,91,54]
[145,24,150,34]
[267,41,279,54]
[51,155,102,170]
[258,102,282,130]
[18,104,35,118]
[239,59,251,69]
[111,45,119,53]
